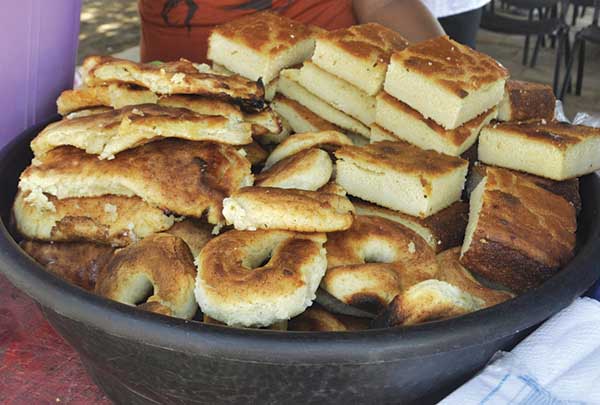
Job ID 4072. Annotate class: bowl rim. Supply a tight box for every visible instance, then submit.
[1,117,599,365]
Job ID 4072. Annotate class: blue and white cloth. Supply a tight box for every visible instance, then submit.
[441,298,600,404]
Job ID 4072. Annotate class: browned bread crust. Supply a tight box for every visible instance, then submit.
[57,84,157,115]
[20,139,252,224]
[469,163,581,214]
[20,240,114,291]
[288,306,370,332]
[83,56,266,112]
[461,167,576,292]
[500,80,555,122]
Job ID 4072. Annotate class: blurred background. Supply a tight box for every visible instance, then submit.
[76,0,599,118]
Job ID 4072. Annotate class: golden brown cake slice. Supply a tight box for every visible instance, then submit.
[271,94,341,134]
[13,191,176,247]
[497,80,555,122]
[57,83,158,115]
[255,148,333,191]
[335,141,469,217]
[19,139,253,225]
[384,36,509,130]
[277,69,371,137]
[312,23,409,96]
[478,121,600,180]
[297,62,376,125]
[222,187,355,232]
[207,12,321,85]
[20,240,114,291]
[83,56,265,112]
[352,199,469,253]
[375,92,497,156]
[460,167,576,292]
[31,104,253,159]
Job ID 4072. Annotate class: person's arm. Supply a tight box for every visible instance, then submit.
[353,0,444,43]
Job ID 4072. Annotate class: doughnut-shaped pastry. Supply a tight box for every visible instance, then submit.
[95,233,197,319]
[322,215,438,314]
[223,187,354,232]
[255,148,333,190]
[264,130,352,169]
[13,190,176,247]
[195,230,327,327]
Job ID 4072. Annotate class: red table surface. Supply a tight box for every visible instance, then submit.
[0,274,110,404]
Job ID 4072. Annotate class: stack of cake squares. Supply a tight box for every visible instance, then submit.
[374,36,508,157]
[207,12,322,103]
[276,23,408,141]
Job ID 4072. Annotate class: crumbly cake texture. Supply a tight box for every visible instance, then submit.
[375,92,497,156]
[460,167,576,293]
[312,23,409,95]
[335,141,469,217]
[208,12,322,85]
[478,121,600,180]
[384,36,509,130]
[497,80,555,122]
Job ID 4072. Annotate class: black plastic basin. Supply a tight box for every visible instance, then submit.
[1,118,599,404]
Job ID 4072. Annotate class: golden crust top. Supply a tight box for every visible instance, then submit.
[335,140,468,178]
[378,92,497,147]
[391,36,509,97]
[255,148,330,187]
[487,121,600,150]
[318,23,408,63]
[20,139,252,223]
[211,12,322,56]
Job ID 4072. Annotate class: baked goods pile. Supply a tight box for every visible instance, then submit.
[12,12,600,331]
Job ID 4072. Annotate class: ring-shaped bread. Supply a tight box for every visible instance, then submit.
[322,215,438,314]
[195,230,327,327]
[95,233,197,319]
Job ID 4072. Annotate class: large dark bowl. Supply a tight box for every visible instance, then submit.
[1,118,599,405]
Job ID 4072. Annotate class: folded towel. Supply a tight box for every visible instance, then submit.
[441,297,600,404]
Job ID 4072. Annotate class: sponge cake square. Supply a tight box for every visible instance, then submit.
[312,23,408,96]
[376,92,497,156]
[497,80,555,122]
[478,121,600,180]
[208,12,321,85]
[271,94,341,134]
[384,36,508,130]
[335,141,468,217]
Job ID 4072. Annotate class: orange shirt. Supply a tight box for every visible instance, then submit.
[138,0,357,63]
